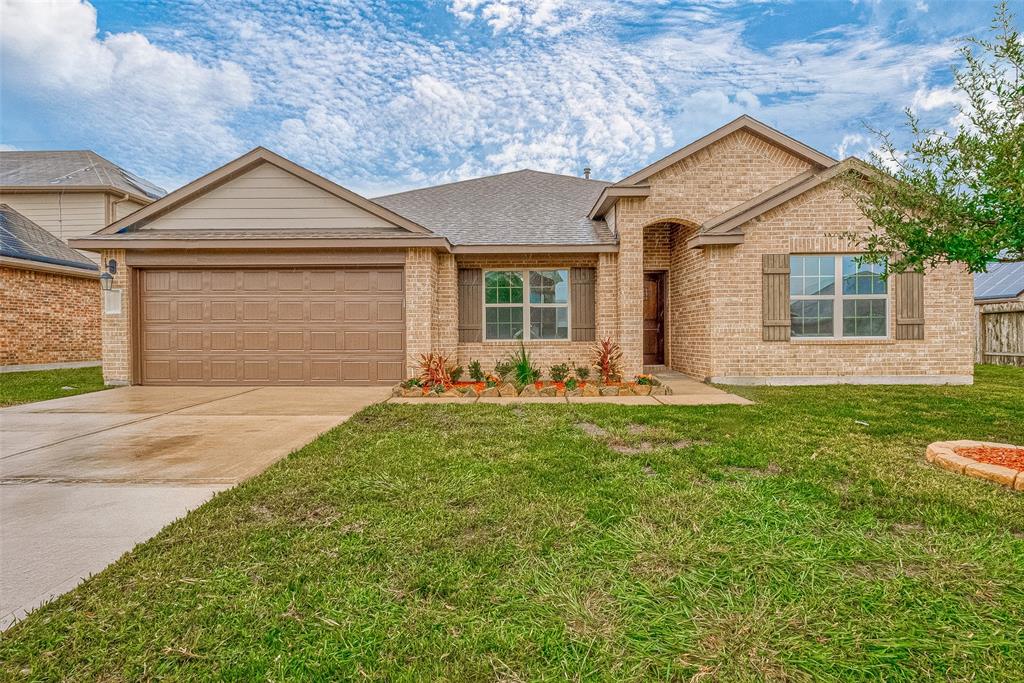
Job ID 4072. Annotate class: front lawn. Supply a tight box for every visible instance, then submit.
[2,366,1022,680]
[0,366,107,407]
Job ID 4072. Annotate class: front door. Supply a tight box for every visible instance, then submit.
[643,272,665,366]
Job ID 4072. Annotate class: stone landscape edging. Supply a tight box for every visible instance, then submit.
[926,440,1024,491]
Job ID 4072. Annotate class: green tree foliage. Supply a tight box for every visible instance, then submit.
[849,2,1022,273]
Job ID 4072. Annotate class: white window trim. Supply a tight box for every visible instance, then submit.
[483,269,572,342]
[790,254,890,340]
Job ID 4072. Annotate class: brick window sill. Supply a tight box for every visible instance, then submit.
[791,338,896,346]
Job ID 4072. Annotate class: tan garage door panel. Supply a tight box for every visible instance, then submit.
[138,268,405,385]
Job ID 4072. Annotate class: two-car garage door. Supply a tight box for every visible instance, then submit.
[138,268,405,385]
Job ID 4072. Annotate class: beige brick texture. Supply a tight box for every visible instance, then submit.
[0,266,101,366]
[99,249,132,385]
[705,183,974,382]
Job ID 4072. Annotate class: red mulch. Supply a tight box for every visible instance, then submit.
[954,446,1024,472]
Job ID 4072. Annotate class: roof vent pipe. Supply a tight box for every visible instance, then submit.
[583,167,591,180]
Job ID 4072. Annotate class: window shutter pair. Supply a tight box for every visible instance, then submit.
[457,267,596,342]
[761,254,926,341]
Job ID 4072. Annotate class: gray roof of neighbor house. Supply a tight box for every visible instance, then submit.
[975,261,1024,301]
[0,150,166,201]
[0,204,98,271]
[374,169,615,246]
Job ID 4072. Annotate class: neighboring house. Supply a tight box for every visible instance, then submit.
[0,205,101,369]
[0,150,165,261]
[974,261,1024,366]
[70,116,974,387]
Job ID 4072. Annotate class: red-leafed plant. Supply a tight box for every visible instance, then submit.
[418,352,452,387]
[590,338,622,384]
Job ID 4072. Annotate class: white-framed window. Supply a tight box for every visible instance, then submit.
[790,255,888,339]
[484,269,570,340]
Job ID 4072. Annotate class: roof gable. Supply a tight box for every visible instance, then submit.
[617,115,835,187]
[98,148,431,235]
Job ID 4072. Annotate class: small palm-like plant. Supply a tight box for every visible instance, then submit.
[508,341,541,386]
[591,338,622,384]
[418,352,452,387]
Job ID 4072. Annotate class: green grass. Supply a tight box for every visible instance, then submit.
[2,366,1023,681]
[0,366,107,407]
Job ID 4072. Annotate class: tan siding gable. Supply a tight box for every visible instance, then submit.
[114,199,146,221]
[140,162,398,231]
[0,192,107,243]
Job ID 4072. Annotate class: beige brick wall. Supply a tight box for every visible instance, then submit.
[404,247,436,378]
[99,249,132,385]
[706,183,974,382]
[618,130,812,377]
[0,266,101,366]
[449,254,603,377]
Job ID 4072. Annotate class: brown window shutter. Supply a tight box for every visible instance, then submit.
[570,267,596,341]
[762,254,791,341]
[458,268,482,343]
[895,271,925,340]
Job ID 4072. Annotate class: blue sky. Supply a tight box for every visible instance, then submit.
[0,0,1005,195]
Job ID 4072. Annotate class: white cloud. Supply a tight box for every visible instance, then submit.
[0,0,253,188]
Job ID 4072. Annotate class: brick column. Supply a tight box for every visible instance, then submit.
[617,207,644,377]
[596,252,619,341]
[404,248,437,378]
[100,249,131,385]
[432,252,458,356]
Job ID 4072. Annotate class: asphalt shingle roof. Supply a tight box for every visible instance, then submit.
[373,169,614,246]
[975,261,1024,301]
[0,204,98,271]
[0,150,165,200]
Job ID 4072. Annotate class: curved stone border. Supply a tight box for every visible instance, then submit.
[926,440,1024,491]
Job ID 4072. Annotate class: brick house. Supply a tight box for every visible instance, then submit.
[70,116,974,387]
[0,205,102,369]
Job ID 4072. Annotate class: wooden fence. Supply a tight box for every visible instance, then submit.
[976,300,1024,366]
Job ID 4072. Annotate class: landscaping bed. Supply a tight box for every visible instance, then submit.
[397,338,671,399]
[926,439,1024,490]
[392,377,671,399]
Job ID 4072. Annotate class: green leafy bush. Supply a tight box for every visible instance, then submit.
[468,360,485,382]
[449,365,464,383]
[493,360,515,382]
[574,365,590,381]
[565,377,578,391]
[549,363,570,382]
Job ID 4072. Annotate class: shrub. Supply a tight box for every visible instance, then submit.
[418,352,452,387]
[574,365,590,381]
[549,363,570,382]
[634,373,656,386]
[508,342,541,386]
[401,377,423,389]
[468,360,485,382]
[565,377,578,391]
[591,338,623,384]
[449,365,464,383]
[493,360,515,382]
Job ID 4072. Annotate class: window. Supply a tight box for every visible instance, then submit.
[484,269,569,340]
[790,255,888,338]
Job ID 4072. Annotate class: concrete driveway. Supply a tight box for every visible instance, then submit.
[0,384,388,630]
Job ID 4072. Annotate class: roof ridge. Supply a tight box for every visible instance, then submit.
[373,168,608,200]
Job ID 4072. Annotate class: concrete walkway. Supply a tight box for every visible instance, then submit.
[0,385,389,630]
[388,371,751,406]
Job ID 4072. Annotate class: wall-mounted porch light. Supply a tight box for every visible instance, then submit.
[99,259,117,291]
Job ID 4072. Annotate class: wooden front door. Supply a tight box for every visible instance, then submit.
[643,272,665,365]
